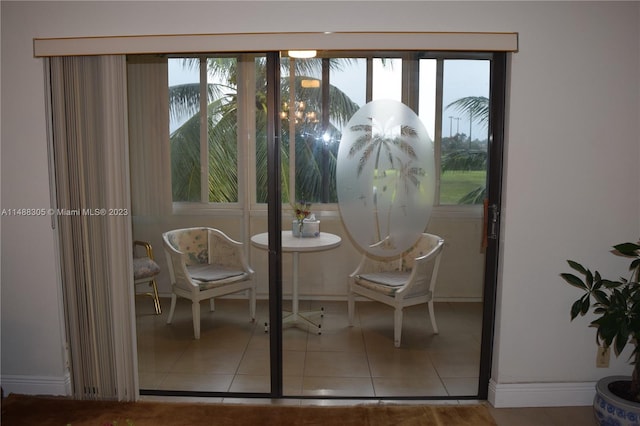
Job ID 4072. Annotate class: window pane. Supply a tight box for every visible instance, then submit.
[168,57,240,203]
[290,57,325,204]
[207,57,238,203]
[255,56,269,204]
[254,55,492,207]
[330,58,366,111]
[286,57,367,205]
[440,59,490,205]
[418,59,437,144]
[372,58,401,102]
[168,58,202,202]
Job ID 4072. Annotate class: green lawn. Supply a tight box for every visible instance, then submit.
[439,170,486,204]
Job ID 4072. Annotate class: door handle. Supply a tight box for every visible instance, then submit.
[488,203,499,240]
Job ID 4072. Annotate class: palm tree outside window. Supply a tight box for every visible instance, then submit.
[167,53,491,208]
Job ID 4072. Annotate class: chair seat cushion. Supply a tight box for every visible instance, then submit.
[187,264,246,283]
[355,271,410,296]
[133,257,160,280]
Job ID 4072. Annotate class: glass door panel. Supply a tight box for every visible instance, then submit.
[135,54,272,396]
[280,53,491,398]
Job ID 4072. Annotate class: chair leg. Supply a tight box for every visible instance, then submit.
[347,292,355,326]
[192,301,201,339]
[428,300,439,334]
[166,294,177,324]
[209,298,215,312]
[394,307,403,348]
[149,279,162,315]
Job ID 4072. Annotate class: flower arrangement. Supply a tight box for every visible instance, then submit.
[292,201,312,236]
[292,200,312,222]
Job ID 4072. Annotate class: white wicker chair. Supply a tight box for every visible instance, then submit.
[162,227,255,339]
[348,233,444,347]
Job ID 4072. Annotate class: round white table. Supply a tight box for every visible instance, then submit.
[251,231,342,333]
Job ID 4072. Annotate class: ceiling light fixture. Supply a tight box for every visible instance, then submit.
[301,79,320,88]
[288,50,317,59]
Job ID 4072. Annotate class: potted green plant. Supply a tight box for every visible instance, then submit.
[561,240,640,425]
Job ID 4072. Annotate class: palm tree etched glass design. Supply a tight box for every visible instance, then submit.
[337,100,435,257]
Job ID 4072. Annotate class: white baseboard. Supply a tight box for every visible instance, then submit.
[488,379,596,407]
[1,373,71,396]
[4,374,596,408]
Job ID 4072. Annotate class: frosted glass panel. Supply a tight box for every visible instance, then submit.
[337,99,435,257]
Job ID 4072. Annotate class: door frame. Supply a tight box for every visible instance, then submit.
[478,52,507,399]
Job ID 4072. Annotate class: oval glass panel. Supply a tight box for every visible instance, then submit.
[337,100,435,257]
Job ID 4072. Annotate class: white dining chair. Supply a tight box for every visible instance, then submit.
[347,233,444,347]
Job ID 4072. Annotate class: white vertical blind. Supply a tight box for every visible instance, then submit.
[48,55,137,401]
[127,55,172,215]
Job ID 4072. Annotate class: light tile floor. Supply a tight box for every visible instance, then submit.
[136,297,481,397]
[135,296,597,424]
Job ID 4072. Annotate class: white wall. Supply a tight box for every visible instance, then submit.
[1,1,639,406]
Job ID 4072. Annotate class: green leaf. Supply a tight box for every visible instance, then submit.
[581,296,591,315]
[629,314,640,331]
[592,279,603,293]
[630,258,640,280]
[615,326,630,355]
[613,289,627,306]
[593,290,609,304]
[602,279,623,289]
[586,270,594,290]
[570,299,584,319]
[561,273,586,290]
[594,318,617,347]
[594,271,602,283]
[614,242,640,257]
[567,260,587,275]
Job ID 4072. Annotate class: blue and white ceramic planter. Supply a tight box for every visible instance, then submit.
[594,376,640,426]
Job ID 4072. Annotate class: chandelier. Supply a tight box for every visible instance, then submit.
[280,100,319,125]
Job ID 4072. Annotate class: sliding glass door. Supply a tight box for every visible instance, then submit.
[134,49,505,400]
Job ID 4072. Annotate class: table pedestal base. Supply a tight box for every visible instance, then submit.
[264,307,324,334]
[283,308,324,334]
